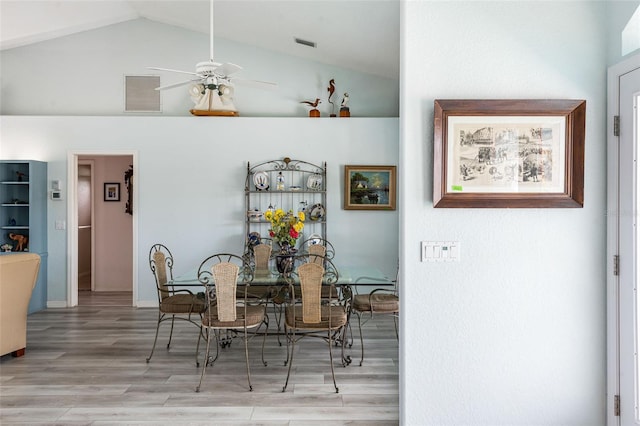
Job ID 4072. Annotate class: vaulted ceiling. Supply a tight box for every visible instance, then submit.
[0,0,400,79]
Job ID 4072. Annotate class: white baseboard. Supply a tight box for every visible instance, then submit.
[47,300,157,308]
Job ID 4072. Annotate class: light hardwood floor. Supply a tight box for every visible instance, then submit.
[0,295,399,425]
[78,290,134,307]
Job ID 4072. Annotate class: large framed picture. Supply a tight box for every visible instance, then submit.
[344,165,397,210]
[433,99,586,208]
[104,182,120,202]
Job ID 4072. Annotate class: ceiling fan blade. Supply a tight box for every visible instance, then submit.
[148,67,200,76]
[155,79,200,91]
[148,0,274,98]
[216,62,243,77]
[231,77,278,90]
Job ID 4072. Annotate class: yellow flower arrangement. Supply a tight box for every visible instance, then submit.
[264,208,305,250]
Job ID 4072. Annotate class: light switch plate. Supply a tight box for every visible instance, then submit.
[422,241,460,262]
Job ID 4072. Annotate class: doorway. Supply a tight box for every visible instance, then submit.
[68,153,137,307]
[77,161,94,293]
[607,52,640,425]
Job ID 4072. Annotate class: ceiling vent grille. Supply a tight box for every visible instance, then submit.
[124,75,161,112]
[294,38,316,48]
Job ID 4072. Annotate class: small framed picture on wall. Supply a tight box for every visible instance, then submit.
[104,182,120,202]
[344,165,397,210]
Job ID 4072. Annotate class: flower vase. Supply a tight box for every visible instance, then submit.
[276,243,296,274]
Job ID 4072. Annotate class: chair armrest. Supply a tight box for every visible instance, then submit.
[167,286,198,295]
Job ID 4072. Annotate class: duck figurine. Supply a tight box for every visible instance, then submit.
[301,98,321,117]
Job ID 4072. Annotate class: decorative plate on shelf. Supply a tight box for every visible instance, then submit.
[309,203,325,221]
[306,174,323,190]
[247,209,263,222]
[247,231,261,247]
[307,233,322,246]
[253,171,270,191]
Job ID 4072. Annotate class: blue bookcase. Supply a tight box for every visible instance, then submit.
[0,160,48,313]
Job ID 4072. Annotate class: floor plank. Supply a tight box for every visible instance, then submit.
[0,296,399,425]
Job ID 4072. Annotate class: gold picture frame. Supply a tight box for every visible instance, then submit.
[344,165,397,210]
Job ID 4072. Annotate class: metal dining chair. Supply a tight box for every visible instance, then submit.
[245,243,274,299]
[300,237,338,300]
[146,243,205,365]
[351,267,399,366]
[282,259,348,393]
[195,253,269,392]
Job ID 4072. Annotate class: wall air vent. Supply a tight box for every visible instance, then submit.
[124,75,161,112]
[294,37,317,48]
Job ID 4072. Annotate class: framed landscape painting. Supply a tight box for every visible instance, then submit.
[344,165,396,210]
[433,99,586,208]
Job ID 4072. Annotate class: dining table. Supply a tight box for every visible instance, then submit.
[167,262,396,365]
[169,264,394,287]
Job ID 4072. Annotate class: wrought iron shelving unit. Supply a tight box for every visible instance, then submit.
[244,157,327,251]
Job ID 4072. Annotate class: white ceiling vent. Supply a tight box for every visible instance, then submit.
[294,38,316,48]
[124,75,161,112]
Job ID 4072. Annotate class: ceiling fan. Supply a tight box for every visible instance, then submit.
[148,0,276,116]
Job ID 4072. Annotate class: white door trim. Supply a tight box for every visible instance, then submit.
[66,151,139,307]
[607,52,640,426]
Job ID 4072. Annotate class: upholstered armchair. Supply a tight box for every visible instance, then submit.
[0,253,41,357]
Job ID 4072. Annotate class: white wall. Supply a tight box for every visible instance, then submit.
[401,1,608,425]
[0,116,399,304]
[0,19,398,118]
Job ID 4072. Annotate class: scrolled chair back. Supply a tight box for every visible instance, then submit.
[320,256,339,285]
[285,254,340,293]
[308,244,326,265]
[197,253,254,315]
[300,237,336,262]
[253,243,272,273]
[297,262,324,323]
[211,262,239,322]
[149,243,174,300]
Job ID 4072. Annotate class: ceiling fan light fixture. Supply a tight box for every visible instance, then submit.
[294,37,317,48]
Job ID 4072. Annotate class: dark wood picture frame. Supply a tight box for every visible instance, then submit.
[433,99,586,208]
[344,165,397,210]
[104,182,120,202]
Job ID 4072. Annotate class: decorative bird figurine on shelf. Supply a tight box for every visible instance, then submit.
[340,92,350,117]
[341,93,349,108]
[301,98,321,108]
[327,79,336,117]
[301,98,321,117]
